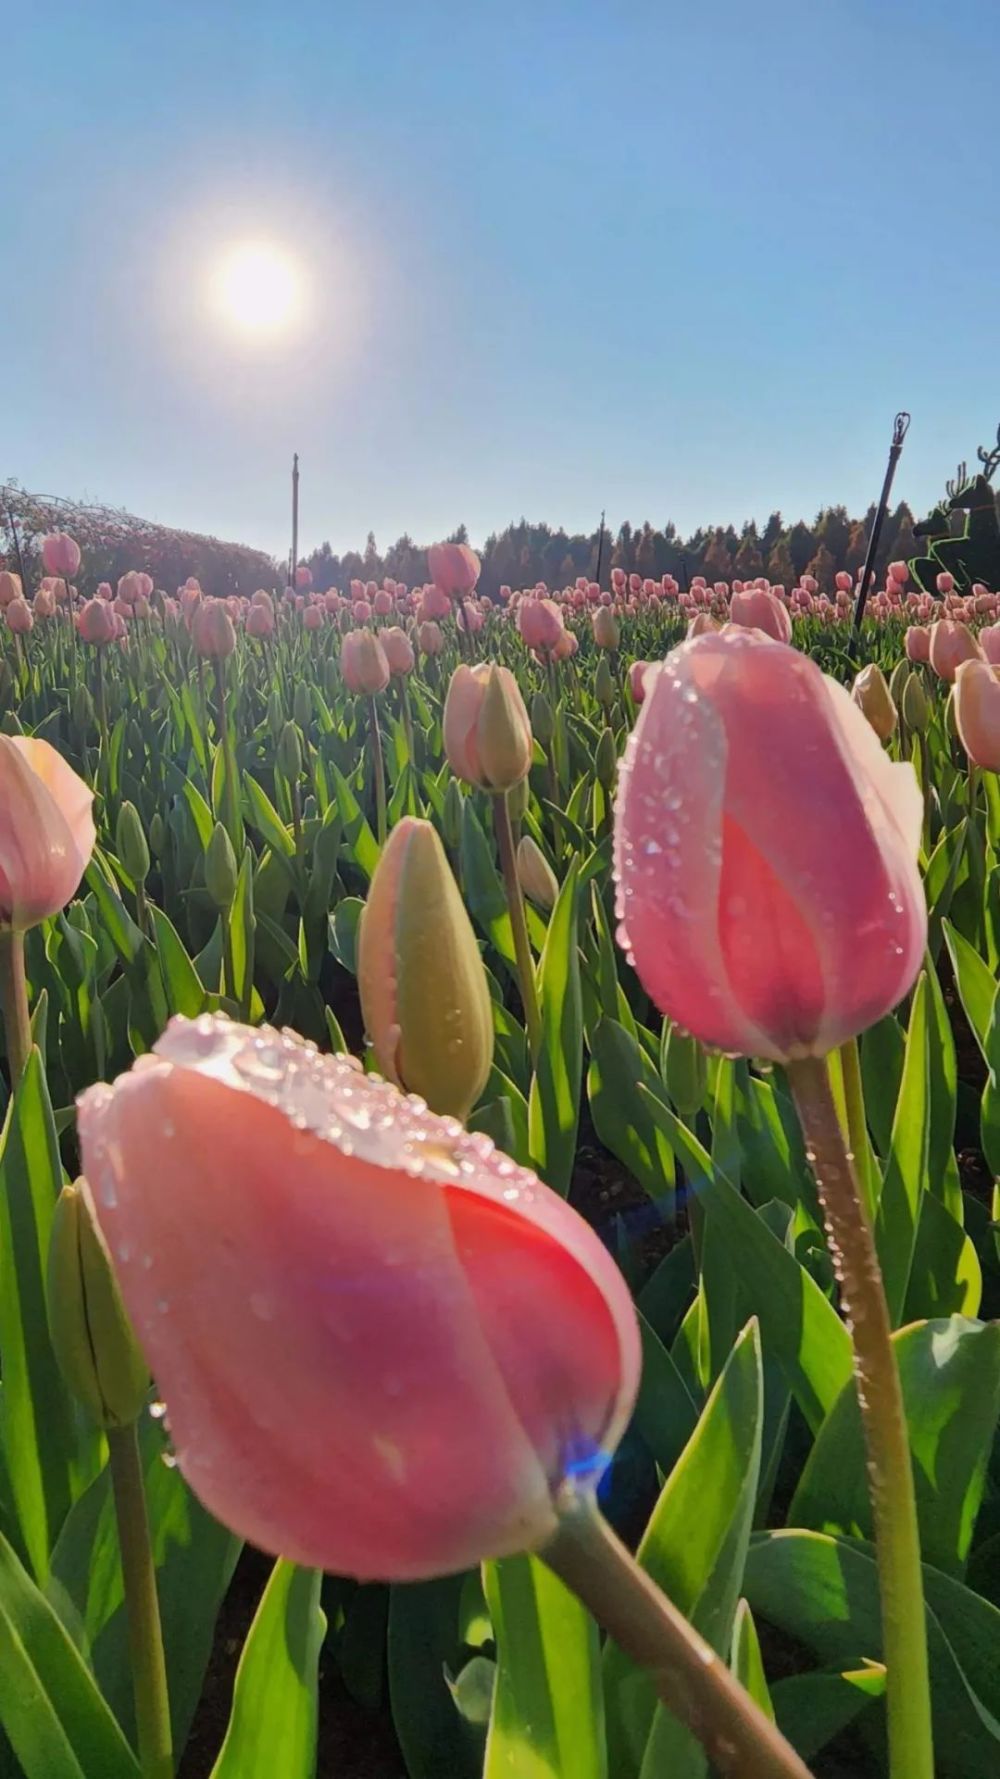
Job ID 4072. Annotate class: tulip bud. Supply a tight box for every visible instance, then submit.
[267,688,284,740]
[358,818,493,1120]
[293,682,313,732]
[531,691,553,747]
[592,608,620,650]
[116,802,150,885]
[888,659,910,709]
[661,1024,707,1115]
[516,836,559,910]
[595,728,617,790]
[954,658,1000,770]
[71,683,93,732]
[192,600,236,660]
[278,721,302,782]
[444,665,532,792]
[205,822,238,910]
[47,1183,148,1428]
[851,664,897,741]
[594,656,615,708]
[901,671,930,734]
[149,811,167,859]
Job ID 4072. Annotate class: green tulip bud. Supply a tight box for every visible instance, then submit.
[662,1024,707,1115]
[71,683,94,734]
[902,671,930,734]
[293,681,313,732]
[47,1183,148,1429]
[888,658,910,709]
[595,728,617,790]
[149,811,166,859]
[357,817,494,1120]
[323,658,339,703]
[506,776,529,825]
[531,691,553,747]
[278,720,302,783]
[516,835,559,910]
[443,779,465,850]
[267,688,284,741]
[205,821,238,910]
[116,801,149,885]
[594,655,615,709]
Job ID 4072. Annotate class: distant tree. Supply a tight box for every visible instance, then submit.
[767,537,795,586]
[805,544,836,590]
[787,520,817,578]
[733,522,764,579]
[760,511,784,556]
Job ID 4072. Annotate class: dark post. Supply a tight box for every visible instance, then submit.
[290,452,300,588]
[594,509,606,587]
[851,412,910,648]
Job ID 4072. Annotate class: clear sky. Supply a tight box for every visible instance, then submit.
[4,0,999,561]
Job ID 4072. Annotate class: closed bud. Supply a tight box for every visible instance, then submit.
[323,658,339,703]
[358,817,493,1120]
[594,655,615,708]
[516,835,559,910]
[47,1183,148,1428]
[116,801,149,884]
[267,688,284,740]
[293,681,313,732]
[313,811,341,876]
[149,811,167,859]
[902,671,930,734]
[278,721,302,782]
[71,684,94,732]
[851,664,897,741]
[444,664,532,792]
[531,691,553,746]
[205,821,238,910]
[661,1024,707,1115]
[595,728,617,790]
[191,599,236,660]
[592,607,620,650]
[888,658,910,708]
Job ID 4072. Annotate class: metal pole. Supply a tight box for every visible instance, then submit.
[851,413,910,649]
[594,509,606,587]
[290,452,300,588]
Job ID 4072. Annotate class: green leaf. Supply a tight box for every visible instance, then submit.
[229,849,256,1018]
[329,897,364,976]
[459,801,515,966]
[587,1019,675,1205]
[730,1598,774,1721]
[149,908,206,1019]
[744,1531,1000,1779]
[483,1553,605,1779]
[638,1089,852,1433]
[634,1313,699,1477]
[904,1193,982,1320]
[528,862,582,1196]
[943,920,997,1061]
[0,1529,139,1779]
[789,1317,1000,1578]
[604,1320,763,1779]
[770,1665,885,1763]
[243,773,295,858]
[860,1014,905,1157]
[0,1051,86,1582]
[330,763,380,880]
[210,1562,325,1779]
[875,973,930,1324]
[388,1577,482,1779]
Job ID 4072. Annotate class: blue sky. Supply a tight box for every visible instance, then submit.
[4,0,999,560]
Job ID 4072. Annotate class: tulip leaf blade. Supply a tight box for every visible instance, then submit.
[388,1576,483,1779]
[209,1561,326,1779]
[330,762,380,880]
[529,861,582,1196]
[586,1018,676,1208]
[483,1552,606,1779]
[942,918,997,1062]
[0,1528,140,1779]
[875,973,930,1324]
[149,907,207,1020]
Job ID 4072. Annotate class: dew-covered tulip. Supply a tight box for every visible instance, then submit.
[41,532,81,578]
[358,817,492,1118]
[341,629,390,695]
[192,600,236,660]
[516,834,559,910]
[48,1183,148,1428]
[851,663,897,741]
[929,619,981,682]
[381,626,415,676]
[78,598,117,645]
[728,587,792,644]
[614,629,925,1062]
[905,625,930,664]
[427,542,481,598]
[77,1014,640,1579]
[444,664,532,791]
[0,737,95,929]
[954,659,1000,770]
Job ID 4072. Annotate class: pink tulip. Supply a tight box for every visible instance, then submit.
[592,608,620,649]
[978,625,1000,665]
[614,629,925,1062]
[5,598,33,635]
[418,585,452,622]
[728,588,793,644]
[113,598,132,621]
[246,604,275,640]
[117,572,142,605]
[41,532,81,578]
[418,620,445,657]
[835,571,853,593]
[516,599,565,653]
[928,619,982,682]
[904,626,931,663]
[0,737,95,929]
[0,571,23,607]
[192,600,236,660]
[78,599,117,645]
[629,660,656,704]
[341,629,390,695]
[888,561,908,586]
[381,627,415,676]
[427,542,481,599]
[444,664,532,790]
[611,568,625,592]
[295,565,313,589]
[303,606,324,631]
[76,1015,639,1579]
[33,587,56,619]
[955,659,1000,770]
[352,600,373,624]
[935,571,953,594]
[686,612,722,638]
[550,628,578,661]
[373,590,393,616]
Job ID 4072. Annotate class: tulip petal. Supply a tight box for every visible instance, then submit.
[0,738,92,929]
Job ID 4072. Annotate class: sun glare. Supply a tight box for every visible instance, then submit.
[209,240,305,338]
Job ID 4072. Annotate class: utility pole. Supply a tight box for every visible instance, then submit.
[595,509,606,586]
[851,413,910,649]
[290,452,300,587]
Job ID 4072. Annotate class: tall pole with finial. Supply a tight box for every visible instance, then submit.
[594,509,607,587]
[851,412,910,651]
[290,452,300,588]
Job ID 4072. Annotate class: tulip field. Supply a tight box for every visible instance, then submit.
[3,532,1000,1779]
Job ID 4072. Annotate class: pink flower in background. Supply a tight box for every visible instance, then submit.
[78,599,117,645]
[936,572,955,595]
[955,659,1000,770]
[517,598,565,653]
[418,620,445,656]
[77,1015,640,1580]
[295,565,313,589]
[728,588,793,644]
[928,619,982,681]
[614,628,926,1062]
[246,604,275,639]
[373,590,393,616]
[418,584,452,622]
[5,598,33,635]
[427,542,481,599]
[42,532,81,578]
[978,625,1000,665]
[303,605,324,631]
[629,660,656,704]
[341,629,390,695]
[381,627,415,676]
[0,571,23,607]
[905,625,931,663]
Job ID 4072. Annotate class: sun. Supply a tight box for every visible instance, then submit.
[209,240,306,338]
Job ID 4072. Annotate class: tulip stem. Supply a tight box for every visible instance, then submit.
[0,928,31,1087]
[786,1054,933,1779]
[368,696,387,847]
[540,1491,813,1779]
[492,790,542,1062]
[107,1423,173,1779]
